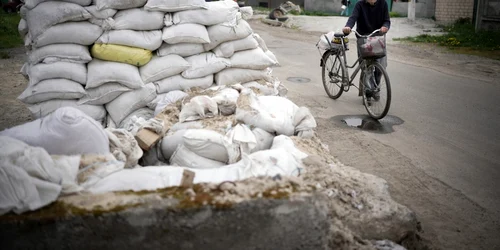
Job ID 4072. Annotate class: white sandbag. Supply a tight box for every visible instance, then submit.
[144,0,207,12]
[179,95,218,122]
[182,52,230,79]
[160,129,187,160]
[162,24,210,44]
[50,155,83,194]
[106,83,157,125]
[86,59,144,89]
[20,5,28,19]
[242,80,279,96]
[244,147,304,177]
[26,2,91,40]
[0,162,60,216]
[265,50,280,66]
[270,135,309,160]
[0,107,109,155]
[155,74,213,94]
[85,5,117,18]
[253,33,269,52]
[0,136,62,215]
[204,19,253,51]
[192,147,303,184]
[240,6,254,20]
[18,19,28,39]
[24,0,91,9]
[111,8,164,31]
[86,5,116,29]
[230,48,278,70]
[105,128,143,168]
[95,0,147,10]
[170,145,226,169]
[96,30,162,51]
[165,0,238,26]
[211,87,240,115]
[78,83,131,105]
[140,55,190,83]
[293,107,317,138]
[183,129,239,163]
[86,166,184,193]
[26,61,87,86]
[31,22,103,48]
[28,44,92,64]
[27,100,106,122]
[154,90,188,116]
[212,34,259,58]
[251,128,274,153]
[215,68,271,86]
[169,121,204,133]
[225,124,256,156]
[18,79,86,104]
[235,89,298,136]
[119,107,154,129]
[157,42,205,57]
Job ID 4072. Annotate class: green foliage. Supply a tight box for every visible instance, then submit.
[389,12,405,18]
[393,18,500,52]
[0,13,22,49]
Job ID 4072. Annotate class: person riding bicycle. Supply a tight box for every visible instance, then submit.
[342,0,390,100]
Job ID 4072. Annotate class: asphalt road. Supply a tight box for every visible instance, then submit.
[250,20,500,249]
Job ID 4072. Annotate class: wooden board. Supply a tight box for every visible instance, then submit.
[135,106,179,151]
[180,170,195,188]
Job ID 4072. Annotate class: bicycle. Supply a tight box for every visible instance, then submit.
[318,29,391,120]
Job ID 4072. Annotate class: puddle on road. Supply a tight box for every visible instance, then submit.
[287,77,311,83]
[332,115,404,134]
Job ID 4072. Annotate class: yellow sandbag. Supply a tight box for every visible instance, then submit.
[91,44,153,66]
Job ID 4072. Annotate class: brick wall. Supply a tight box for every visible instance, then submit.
[435,0,475,24]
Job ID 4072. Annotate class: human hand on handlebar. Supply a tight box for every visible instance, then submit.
[381,26,389,33]
[342,27,351,34]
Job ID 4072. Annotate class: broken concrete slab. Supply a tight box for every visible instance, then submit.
[0,178,334,250]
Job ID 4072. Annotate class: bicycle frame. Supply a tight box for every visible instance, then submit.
[323,29,382,91]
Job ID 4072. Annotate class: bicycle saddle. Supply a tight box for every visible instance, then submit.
[334,32,346,37]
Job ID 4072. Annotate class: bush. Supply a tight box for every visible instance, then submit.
[0,13,23,49]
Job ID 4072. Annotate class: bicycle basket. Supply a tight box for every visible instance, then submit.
[357,35,386,59]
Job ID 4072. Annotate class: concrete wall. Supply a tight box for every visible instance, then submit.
[304,0,343,13]
[435,0,475,24]
[393,0,436,18]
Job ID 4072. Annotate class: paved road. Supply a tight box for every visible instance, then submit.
[249,19,500,249]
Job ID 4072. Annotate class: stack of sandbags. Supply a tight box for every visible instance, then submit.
[18,1,107,123]
[17,0,281,128]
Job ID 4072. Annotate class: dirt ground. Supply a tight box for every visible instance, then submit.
[1,20,499,250]
[0,47,31,131]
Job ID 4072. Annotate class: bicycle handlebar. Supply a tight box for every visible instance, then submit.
[353,29,381,37]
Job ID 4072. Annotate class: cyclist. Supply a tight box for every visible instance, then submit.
[342,0,390,100]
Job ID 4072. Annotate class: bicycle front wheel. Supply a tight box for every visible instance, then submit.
[321,50,345,99]
[362,62,391,119]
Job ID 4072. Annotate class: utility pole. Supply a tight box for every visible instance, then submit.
[408,0,416,22]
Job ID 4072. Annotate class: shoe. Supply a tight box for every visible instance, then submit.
[365,89,373,98]
[373,91,380,101]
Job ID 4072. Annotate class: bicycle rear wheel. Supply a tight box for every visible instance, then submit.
[362,62,391,119]
[321,50,345,99]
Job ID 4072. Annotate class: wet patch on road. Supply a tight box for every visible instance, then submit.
[287,77,311,83]
[331,115,404,134]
